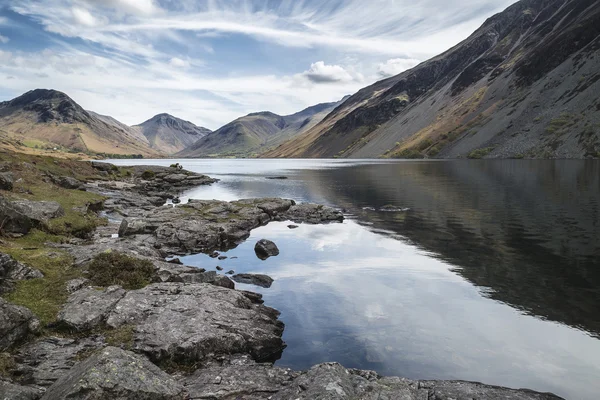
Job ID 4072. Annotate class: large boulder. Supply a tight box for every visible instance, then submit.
[40,347,185,400]
[104,283,285,364]
[183,355,298,399]
[0,298,40,350]
[0,378,42,400]
[0,197,34,235]
[57,286,126,331]
[254,239,279,260]
[52,176,82,190]
[15,336,105,388]
[232,273,274,288]
[0,172,14,191]
[11,200,64,224]
[0,252,43,294]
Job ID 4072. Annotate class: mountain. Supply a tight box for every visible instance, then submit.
[177,98,346,158]
[133,113,211,154]
[0,89,158,157]
[265,0,600,159]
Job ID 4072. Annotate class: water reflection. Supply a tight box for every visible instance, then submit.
[109,159,600,400]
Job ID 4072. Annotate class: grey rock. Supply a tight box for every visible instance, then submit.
[254,239,279,260]
[265,176,288,180]
[15,336,105,388]
[162,173,189,183]
[232,273,274,288]
[179,270,234,289]
[57,286,126,331]
[40,347,185,400]
[218,255,227,260]
[65,278,89,294]
[104,283,284,364]
[0,378,42,400]
[226,270,235,275]
[0,197,35,234]
[0,252,43,294]
[118,218,153,237]
[278,203,344,224]
[419,380,562,400]
[288,224,299,229]
[0,298,40,351]
[183,355,298,400]
[216,266,223,271]
[52,176,82,190]
[0,172,14,191]
[90,161,115,172]
[12,200,65,224]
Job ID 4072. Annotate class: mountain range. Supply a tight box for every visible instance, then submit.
[0,0,598,159]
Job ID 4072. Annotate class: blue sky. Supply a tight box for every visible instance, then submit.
[0,0,515,130]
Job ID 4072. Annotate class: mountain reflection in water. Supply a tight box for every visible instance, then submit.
[109,158,600,400]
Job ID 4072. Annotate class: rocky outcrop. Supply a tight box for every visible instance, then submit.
[0,198,65,235]
[0,298,40,350]
[231,274,274,288]
[51,175,82,190]
[0,172,14,191]
[0,378,42,400]
[254,239,279,260]
[57,285,126,331]
[0,252,43,294]
[40,347,185,400]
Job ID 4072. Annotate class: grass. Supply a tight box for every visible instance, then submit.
[0,352,15,377]
[468,147,495,159]
[2,231,83,326]
[86,252,156,290]
[104,324,136,349]
[545,113,576,135]
[393,149,425,159]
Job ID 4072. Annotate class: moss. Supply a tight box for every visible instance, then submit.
[86,252,156,290]
[0,352,16,378]
[468,147,495,159]
[46,213,106,239]
[141,170,156,180]
[104,325,136,349]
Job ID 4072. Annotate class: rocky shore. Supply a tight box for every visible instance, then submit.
[0,158,563,399]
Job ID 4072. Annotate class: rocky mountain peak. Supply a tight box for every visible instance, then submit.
[2,88,89,124]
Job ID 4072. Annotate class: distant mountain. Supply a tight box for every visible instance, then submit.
[0,89,158,156]
[265,0,600,159]
[133,113,211,154]
[177,98,346,158]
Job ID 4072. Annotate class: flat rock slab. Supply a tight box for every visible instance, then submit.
[104,283,284,364]
[0,298,40,351]
[40,347,185,400]
[232,273,274,288]
[183,355,298,400]
[57,285,126,331]
[272,363,563,400]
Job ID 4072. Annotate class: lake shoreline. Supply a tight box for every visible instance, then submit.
[0,158,564,399]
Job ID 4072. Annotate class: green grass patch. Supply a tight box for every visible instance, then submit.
[545,113,576,135]
[468,147,495,159]
[104,324,136,349]
[392,149,425,159]
[86,252,156,290]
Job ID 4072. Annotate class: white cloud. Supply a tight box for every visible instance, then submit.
[0,35,9,44]
[300,61,356,84]
[169,57,189,68]
[377,58,421,77]
[72,7,98,27]
[84,0,159,15]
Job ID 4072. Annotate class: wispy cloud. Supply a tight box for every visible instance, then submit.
[0,0,517,129]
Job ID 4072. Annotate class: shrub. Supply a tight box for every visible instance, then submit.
[170,163,183,170]
[141,170,156,180]
[468,147,495,159]
[86,252,156,290]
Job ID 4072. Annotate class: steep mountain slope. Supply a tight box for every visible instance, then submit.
[265,0,600,159]
[0,89,158,157]
[133,113,211,154]
[178,99,345,158]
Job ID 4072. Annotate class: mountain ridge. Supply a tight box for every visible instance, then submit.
[133,113,211,154]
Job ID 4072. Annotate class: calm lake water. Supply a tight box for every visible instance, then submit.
[108,159,600,400]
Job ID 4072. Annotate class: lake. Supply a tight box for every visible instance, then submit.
[108,159,600,400]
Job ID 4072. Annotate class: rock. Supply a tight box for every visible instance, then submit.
[90,161,115,172]
[288,224,299,229]
[231,273,274,288]
[167,258,183,265]
[379,205,409,212]
[272,363,562,400]
[0,172,14,191]
[104,283,285,364]
[86,199,104,213]
[178,270,235,289]
[15,336,105,388]
[255,239,279,260]
[209,251,220,258]
[0,298,40,350]
[52,176,82,190]
[57,286,126,331]
[148,196,166,206]
[172,197,181,204]
[0,197,35,235]
[0,378,42,400]
[65,278,89,294]
[40,347,185,400]
[278,203,344,224]
[162,173,189,183]
[184,355,298,400]
[226,270,235,275]
[0,252,43,294]
[12,200,65,224]
[118,218,158,237]
[266,176,288,180]
[216,266,223,271]
[218,255,228,260]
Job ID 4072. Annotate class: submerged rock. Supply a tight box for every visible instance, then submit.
[254,239,279,260]
[232,273,274,288]
[40,347,185,400]
[0,298,40,351]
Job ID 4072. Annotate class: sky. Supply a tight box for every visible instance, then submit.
[0,0,516,130]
